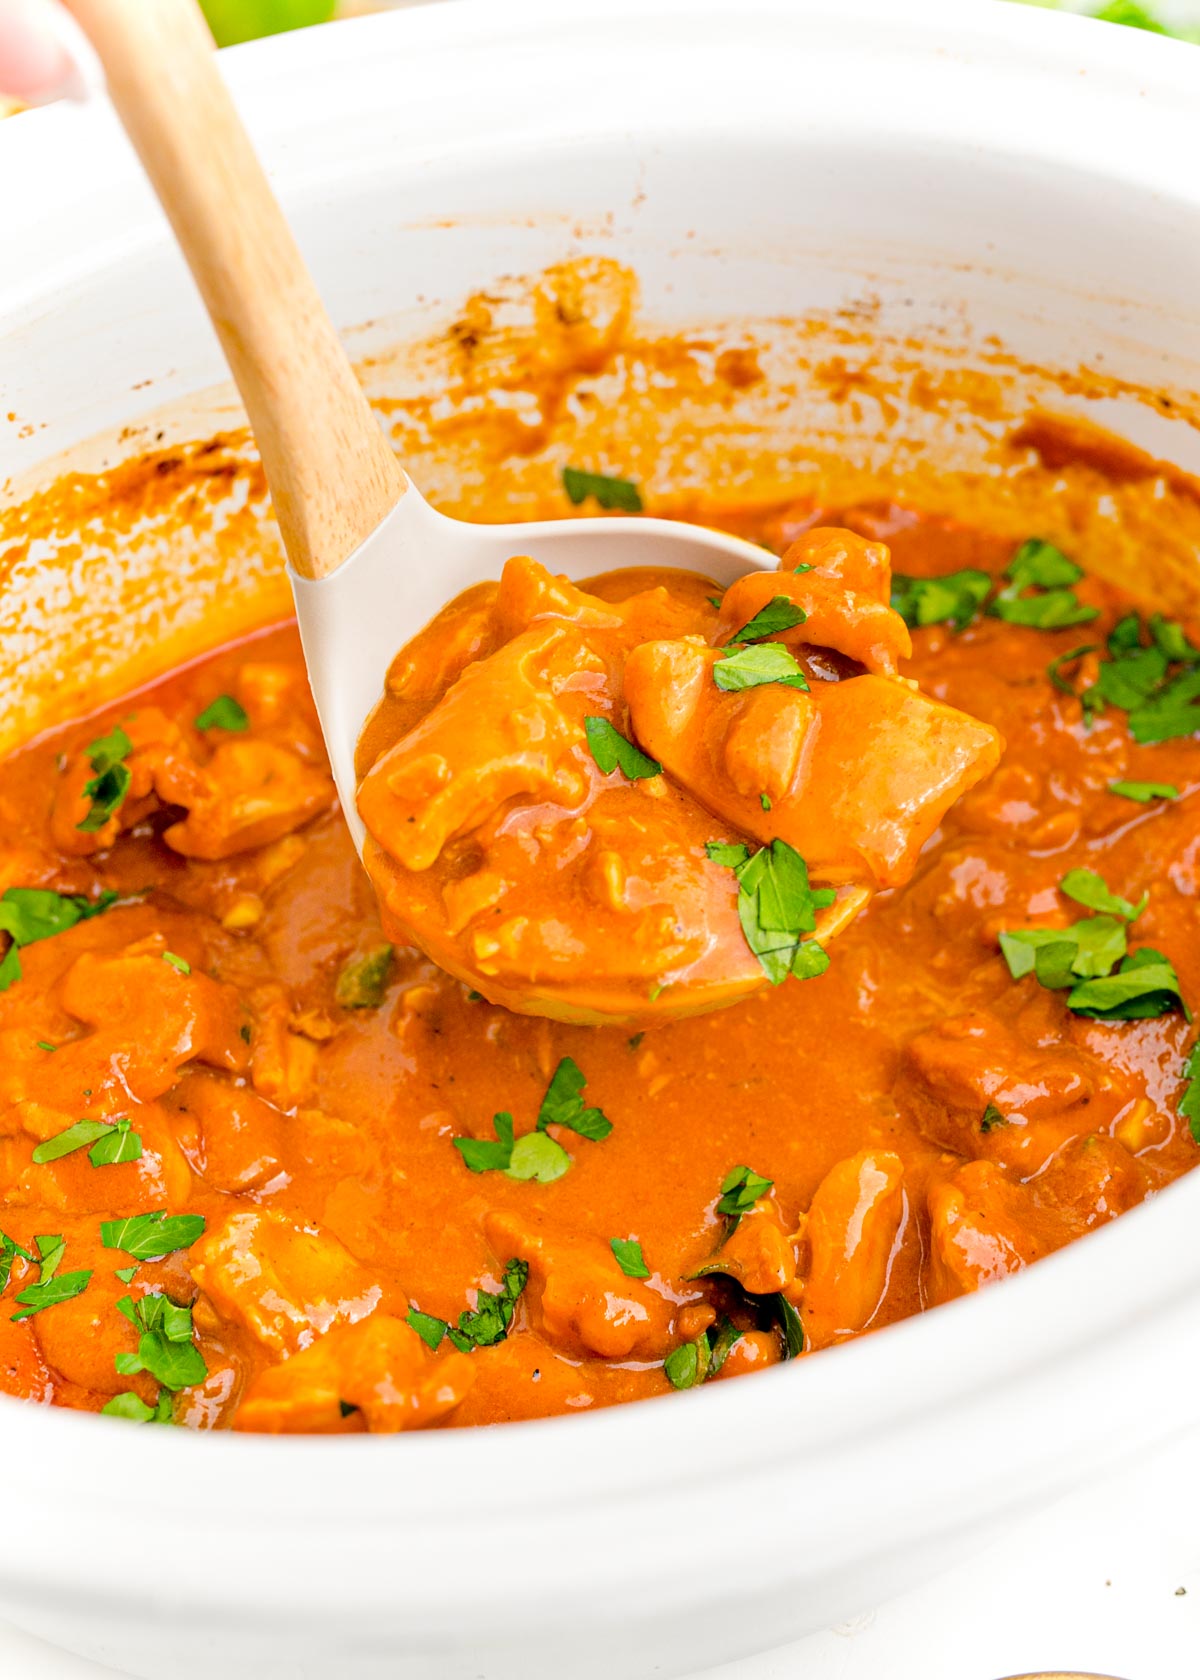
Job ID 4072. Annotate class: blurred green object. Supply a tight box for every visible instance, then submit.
[199,0,336,48]
[1093,0,1171,26]
[1009,0,1200,36]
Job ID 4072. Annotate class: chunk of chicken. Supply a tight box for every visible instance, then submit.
[359,623,597,874]
[926,1160,1048,1305]
[60,938,249,1102]
[896,1011,1132,1174]
[625,641,1003,889]
[190,1208,399,1357]
[233,1314,474,1434]
[714,527,911,675]
[486,1210,672,1360]
[160,740,334,860]
[799,1149,906,1349]
[704,1198,797,1295]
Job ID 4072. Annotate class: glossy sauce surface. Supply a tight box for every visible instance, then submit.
[1,498,1197,1432]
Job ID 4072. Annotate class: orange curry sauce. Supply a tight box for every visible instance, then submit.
[1,499,1198,1432]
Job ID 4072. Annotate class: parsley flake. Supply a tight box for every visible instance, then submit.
[891,569,991,631]
[11,1242,91,1321]
[709,839,834,985]
[584,717,661,781]
[77,726,134,832]
[0,1230,33,1294]
[537,1056,613,1141]
[194,695,249,732]
[713,643,809,693]
[1179,1042,1200,1145]
[452,1059,610,1183]
[1059,868,1147,922]
[32,1116,142,1167]
[406,1307,449,1351]
[1109,780,1179,803]
[980,1104,1008,1133]
[101,1389,174,1424]
[162,952,191,975]
[717,1164,774,1222]
[610,1238,650,1279]
[100,1211,206,1260]
[114,1293,207,1391]
[562,467,642,513]
[990,539,1098,630]
[727,595,807,645]
[447,1259,528,1351]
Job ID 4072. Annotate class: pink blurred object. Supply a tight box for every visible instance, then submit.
[0,0,80,102]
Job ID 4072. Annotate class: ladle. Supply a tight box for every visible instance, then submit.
[63,0,774,862]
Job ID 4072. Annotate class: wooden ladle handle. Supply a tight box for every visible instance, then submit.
[63,0,407,580]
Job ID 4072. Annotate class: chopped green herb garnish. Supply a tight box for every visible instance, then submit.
[1000,918,1127,986]
[335,944,393,1008]
[162,952,191,975]
[710,838,834,985]
[713,643,809,693]
[194,695,249,732]
[1127,669,1200,743]
[11,1267,92,1321]
[1109,780,1179,802]
[453,1059,610,1181]
[980,1104,1008,1133]
[100,1211,206,1259]
[727,595,807,645]
[454,1111,516,1175]
[627,1032,644,1051]
[114,1265,138,1285]
[760,793,772,811]
[610,1238,650,1279]
[0,887,117,993]
[35,1234,65,1283]
[505,1131,571,1183]
[0,1230,33,1294]
[1059,868,1147,922]
[32,1116,142,1167]
[664,1338,706,1390]
[584,716,662,780]
[663,1280,802,1391]
[707,1316,743,1377]
[77,726,134,832]
[562,466,643,513]
[1179,1042,1200,1144]
[87,1119,143,1166]
[990,539,1097,630]
[101,1389,174,1424]
[706,595,723,610]
[1046,643,1102,713]
[705,841,750,869]
[1067,947,1188,1021]
[997,865,1180,1019]
[717,1164,774,1221]
[537,1056,613,1140]
[446,1259,528,1351]
[406,1307,449,1351]
[891,569,991,631]
[114,1293,207,1391]
[35,1041,57,1053]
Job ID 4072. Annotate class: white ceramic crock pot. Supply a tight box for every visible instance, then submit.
[3,3,1200,1677]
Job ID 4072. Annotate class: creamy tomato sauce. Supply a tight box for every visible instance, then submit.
[0,496,1197,1432]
